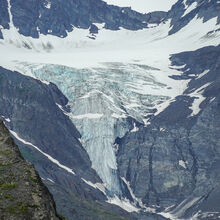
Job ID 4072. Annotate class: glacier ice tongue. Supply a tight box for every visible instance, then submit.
[21,62,177,196]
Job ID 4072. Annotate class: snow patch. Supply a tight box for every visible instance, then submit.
[71,113,104,119]
[182,2,198,18]
[107,196,139,213]
[160,127,166,132]
[0,115,11,123]
[56,103,64,111]
[159,211,176,220]
[143,118,151,127]
[9,130,76,175]
[179,160,187,169]
[159,197,202,219]
[197,69,209,79]
[130,123,139,133]
[170,64,186,69]
[121,177,156,213]
[112,113,127,119]
[210,97,216,103]
[188,82,211,117]
[47,178,55,183]
[5,118,10,122]
[154,99,175,116]
[81,178,107,195]
[45,1,51,9]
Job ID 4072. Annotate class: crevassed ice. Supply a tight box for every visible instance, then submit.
[25,62,171,195]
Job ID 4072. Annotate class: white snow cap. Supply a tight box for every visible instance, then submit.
[103,0,178,13]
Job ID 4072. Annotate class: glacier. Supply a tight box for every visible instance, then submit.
[18,62,183,195]
[0,8,219,197]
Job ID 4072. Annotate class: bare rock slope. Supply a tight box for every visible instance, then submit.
[0,120,61,220]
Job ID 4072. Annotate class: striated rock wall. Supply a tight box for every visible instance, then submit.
[116,45,220,219]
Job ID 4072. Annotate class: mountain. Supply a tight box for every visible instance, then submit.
[0,120,61,219]
[0,0,219,219]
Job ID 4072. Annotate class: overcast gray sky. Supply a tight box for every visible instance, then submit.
[103,0,178,13]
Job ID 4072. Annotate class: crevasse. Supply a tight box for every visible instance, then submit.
[30,62,171,195]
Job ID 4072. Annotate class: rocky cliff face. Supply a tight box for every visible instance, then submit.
[117,45,220,219]
[0,0,167,39]
[0,120,61,220]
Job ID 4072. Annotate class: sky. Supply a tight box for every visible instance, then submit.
[103,0,178,13]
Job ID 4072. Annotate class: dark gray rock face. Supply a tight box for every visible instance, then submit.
[0,120,61,220]
[0,0,10,38]
[116,45,220,219]
[1,0,167,38]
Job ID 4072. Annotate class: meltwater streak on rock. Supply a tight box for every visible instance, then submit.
[0,120,61,220]
[30,62,172,197]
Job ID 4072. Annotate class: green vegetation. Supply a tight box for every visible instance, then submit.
[26,169,38,183]
[30,176,38,183]
[3,202,30,215]
[0,150,12,156]
[0,182,18,190]
[17,202,29,214]
[25,169,31,174]
[4,193,13,200]
[0,162,12,167]
[0,202,42,216]
[57,213,68,220]
[5,206,17,214]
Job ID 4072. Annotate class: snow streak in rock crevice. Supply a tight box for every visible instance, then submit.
[9,130,76,175]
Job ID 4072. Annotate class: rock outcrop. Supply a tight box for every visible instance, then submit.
[117,45,220,219]
[0,0,167,39]
[0,120,61,220]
